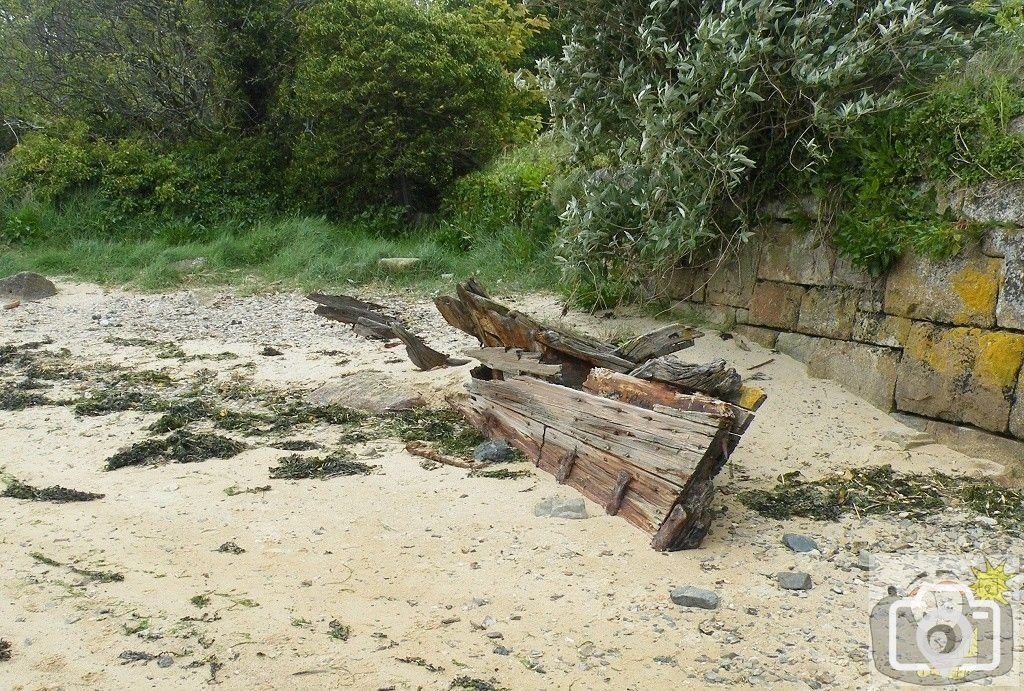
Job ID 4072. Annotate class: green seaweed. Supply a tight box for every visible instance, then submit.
[739,465,1024,529]
[270,439,321,451]
[327,619,351,641]
[450,677,507,691]
[0,387,49,410]
[469,468,532,480]
[104,430,246,470]
[269,451,375,480]
[30,551,124,583]
[389,408,485,457]
[2,478,104,502]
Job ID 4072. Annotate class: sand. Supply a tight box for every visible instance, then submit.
[1,282,1019,690]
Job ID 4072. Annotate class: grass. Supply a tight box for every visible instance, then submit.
[0,198,560,294]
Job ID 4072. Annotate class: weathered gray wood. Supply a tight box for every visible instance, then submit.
[464,348,563,378]
[390,322,470,370]
[308,293,398,325]
[353,317,395,341]
[535,330,636,372]
[629,357,742,398]
[606,471,632,516]
[615,324,703,362]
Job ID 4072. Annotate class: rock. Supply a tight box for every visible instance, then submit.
[884,248,1001,328]
[732,325,778,349]
[880,429,935,450]
[851,312,912,348]
[782,534,818,553]
[777,572,813,591]
[955,180,1024,227]
[494,645,512,656]
[157,654,174,668]
[217,541,246,554]
[895,323,1024,432]
[854,551,877,571]
[260,346,283,356]
[758,226,835,286]
[705,241,760,307]
[983,230,1024,330]
[0,272,57,302]
[3,300,19,310]
[748,281,806,331]
[807,340,901,411]
[775,332,820,364]
[892,412,1020,466]
[533,496,588,519]
[378,257,421,271]
[663,266,708,303]
[306,372,424,414]
[171,257,207,272]
[796,287,859,339]
[1009,115,1024,135]
[486,631,504,639]
[473,440,515,462]
[670,586,720,610]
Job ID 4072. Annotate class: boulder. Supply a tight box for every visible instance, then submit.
[670,586,719,610]
[807,340,901,411]
[782,533,818,553]
[796,287,859,339]
[757,226,835,286]
[306,371,424,414]
[955,181,1024,227]
[473,440,515,463]
[895,324,1024,433]
[0,272,57,302]
[884,248,1000,328]
[748,281,805,331]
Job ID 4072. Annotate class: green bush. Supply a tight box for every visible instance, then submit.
[280,0,517,215]
[437,139,560,252]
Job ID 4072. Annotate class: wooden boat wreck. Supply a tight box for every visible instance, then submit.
[308,279,765,550]
[434,280,765,551]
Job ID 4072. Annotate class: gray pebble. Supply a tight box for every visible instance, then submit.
[782,533,818,553]
[533,496,588,519]
[777,572,813,591]
[473,440,515,462]
[670,586,719,610]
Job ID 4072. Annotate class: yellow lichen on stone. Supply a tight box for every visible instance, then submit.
[974,331,1024,390]
[904,324,969,377]
[951,263,1000,325]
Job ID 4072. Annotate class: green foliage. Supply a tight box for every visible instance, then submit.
[543,0,980,302]
[280,0,517,214]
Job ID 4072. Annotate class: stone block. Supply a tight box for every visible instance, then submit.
[758,226,835,286]
[807,340,901,411]
[670,301,737,328]
[954,181,1024,227]
[1012,369,1024,440]
[797,287,859,339]
[831,255,879,290]
[705,241,759,307]
[733,325,778,349]
[661,266,707,303]
[776,332,821,364]
[895,323,1024,433]
[852,312,912,348]
[893,413,1024,468]
[984,230,1024,331]
[884,248,1001,328]
[748,281,805,330]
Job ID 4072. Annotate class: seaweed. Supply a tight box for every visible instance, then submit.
[73,388,163,416]
[271,440,321,451]
[398,656,445,673]
[0,639,10,662]
[30,551,124,583]
[450,677,507,691]
[739,465,1024,529]
[0,387,49,410]
[327,619,351,641]
[191,594,211,608]
[469,468,532,480]
[2,478,104,503]
[224,485,271,496]
[389,408,485,457]
[104,431,246,471]
[269,451,375,480]
[217,541,245,554]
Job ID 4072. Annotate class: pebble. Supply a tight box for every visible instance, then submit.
[486,631,504,639]
[777,572,813,591]
[494,645,511,655]
[782,533,818,553]
[670,586,720,610]
[533,496,588,519]
[156,654,174,668]
[473,440,515,462]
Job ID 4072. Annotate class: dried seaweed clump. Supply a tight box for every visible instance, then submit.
[450,677,507,691]
[327,619,351,641]
[0,639,11,662]
[105,431,246,471]
[269,451,375,480]
[739,465,1024,529]
[390,408,485,457]
[0,386,49,410]
[2,478,104,503]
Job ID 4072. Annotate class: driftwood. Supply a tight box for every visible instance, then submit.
[615,324,703,361]
[309,293,466,371]
[628,357,742,398]
[405,441,481,470]
[464,348,563,379]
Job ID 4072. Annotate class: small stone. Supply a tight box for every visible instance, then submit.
[157,654,174,668]
[670,586,719,610]
[854,551,877,571]
[3,300,19,310]
[260,346,283,357]
[473,440,515,462]
[378,257,421,271]
[782,533,818,553]
[171,257,207,272]
[217,541,246,555]
[0,272,57,301]
[486,631,504,639]
[777,572,813,591]
[493,645,512,656]
[533,496,588,519]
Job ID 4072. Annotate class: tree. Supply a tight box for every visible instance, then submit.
[542,0,981,301]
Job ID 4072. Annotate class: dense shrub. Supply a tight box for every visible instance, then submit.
[543,0,981,302]
[280,0,518,214]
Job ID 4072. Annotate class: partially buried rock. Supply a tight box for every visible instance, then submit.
[378,257,421,271]
[782,533,818,553]
[778,572,813,591]
[670,586,719,610]
[306,372,424,414]
[260,346,283,357]
[473,440,515,463]
[0,272,57,302]
[533,496,588,519]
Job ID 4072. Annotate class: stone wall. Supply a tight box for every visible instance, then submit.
[666,185,1024,442]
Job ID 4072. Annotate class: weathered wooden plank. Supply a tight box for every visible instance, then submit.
[464,348,563,379]
[434,295,478,336]
[615,324,703,362]
[535,330,636,372]
[307,293,398,324]
[629,357,742,398]
[390,323,470,370]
